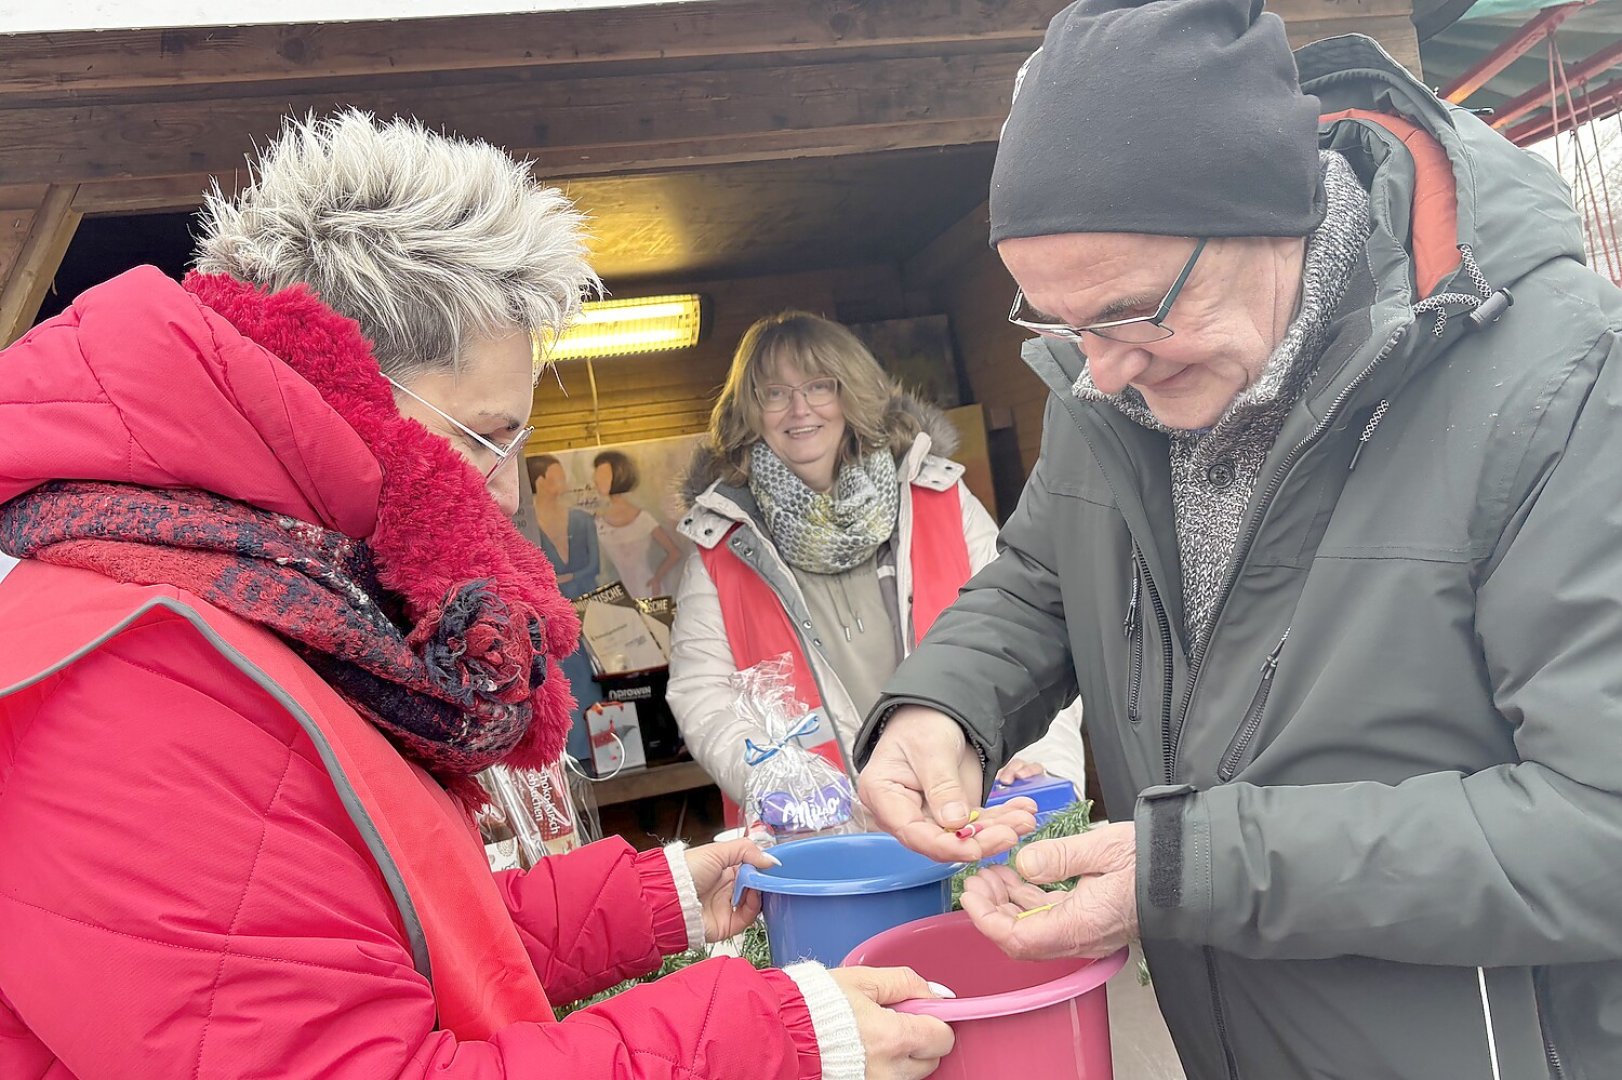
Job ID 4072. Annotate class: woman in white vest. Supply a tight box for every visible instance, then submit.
[669,311,1086,808]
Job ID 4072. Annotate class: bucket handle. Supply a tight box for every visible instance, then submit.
[867,923,1129,1023]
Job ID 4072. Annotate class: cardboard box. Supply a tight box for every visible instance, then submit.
[597,668,685,765]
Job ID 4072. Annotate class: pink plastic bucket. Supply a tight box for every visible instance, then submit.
[842,911,1127,1080]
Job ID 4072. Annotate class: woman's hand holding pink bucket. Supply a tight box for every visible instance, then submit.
[830,966,956,1080]
[843,912,1127,1080]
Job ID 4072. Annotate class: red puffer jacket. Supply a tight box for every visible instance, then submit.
[0,267,825,1079]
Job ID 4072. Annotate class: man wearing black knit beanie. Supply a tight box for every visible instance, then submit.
[857,0,1622,1076]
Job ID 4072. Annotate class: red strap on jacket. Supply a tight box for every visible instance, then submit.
[300,677,557,1038]
[906,484,969,645]
[703,532,845,828]
[700,535,845,779]
[0,564,555,1040]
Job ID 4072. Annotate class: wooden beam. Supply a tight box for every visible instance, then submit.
[1266,0,1415,25]
[73,173,248,215]
[0,0,1417,98]
[18,0,1426,216]
[0,185,52,210]
[0,185,81,347]
[71,119,1004,216]
[1285,16,1422,78]
[534,117,1005,183]
[0,0,1061,95]
[0,51,1027,187]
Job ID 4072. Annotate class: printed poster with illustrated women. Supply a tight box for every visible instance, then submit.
[524,431,706,604]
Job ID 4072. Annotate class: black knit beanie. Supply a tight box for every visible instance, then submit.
[989,0,1325,244]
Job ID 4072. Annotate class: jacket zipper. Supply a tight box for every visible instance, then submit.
[1217,629,1290,781]
[1534,976,1568,1078]
[1204,950,1240,1080]
[1541,999,1568,1080]
[1168,325,1410,780]
[1139,557,1176,782]
[1545,1036,1566,1079]
[1125,552,1144,724]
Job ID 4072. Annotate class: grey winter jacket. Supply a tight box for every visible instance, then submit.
[860,36,1622,1080]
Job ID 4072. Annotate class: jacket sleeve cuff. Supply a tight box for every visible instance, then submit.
[661,842,708,953]
[630,845,697,954]
[1134,784,1214,944]
[781,962,865,1080]
[857,696,993,787]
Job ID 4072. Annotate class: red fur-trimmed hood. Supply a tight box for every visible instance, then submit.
[0,265,577,767]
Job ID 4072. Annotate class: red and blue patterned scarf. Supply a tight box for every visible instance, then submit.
[0,480,543,785]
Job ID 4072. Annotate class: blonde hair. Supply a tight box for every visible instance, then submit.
[708,311,919,486]
[193,109,598,384]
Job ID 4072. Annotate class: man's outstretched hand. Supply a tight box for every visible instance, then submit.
[857,705,1036,862]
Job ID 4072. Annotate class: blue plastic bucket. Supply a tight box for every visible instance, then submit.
[735,833,964,966]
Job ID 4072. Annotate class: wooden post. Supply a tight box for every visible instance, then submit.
[0,185,81,347]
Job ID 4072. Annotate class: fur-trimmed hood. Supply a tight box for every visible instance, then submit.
[678,391,960,508]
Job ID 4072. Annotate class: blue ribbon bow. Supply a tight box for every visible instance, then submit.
[744,712,822,767]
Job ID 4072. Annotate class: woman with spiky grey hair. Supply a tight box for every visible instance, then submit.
[192,109,595,518]
[0,111,949,1079]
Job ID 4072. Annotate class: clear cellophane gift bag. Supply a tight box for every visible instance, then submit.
[476,758,587,871]
[736,654,857,847]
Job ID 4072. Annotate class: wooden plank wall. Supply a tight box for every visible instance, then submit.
[937,241,1051,475]
[0,0,1054,203]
